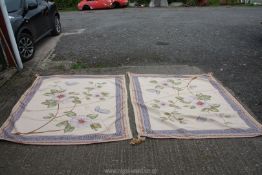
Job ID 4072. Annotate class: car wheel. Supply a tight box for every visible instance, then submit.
[111,2,120,8]
[52,15,61,36]
[82,5,90,10]
[17,33,35,62]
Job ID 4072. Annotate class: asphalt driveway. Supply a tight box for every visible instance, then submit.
[0,7,262,175]
[54,6,262,120]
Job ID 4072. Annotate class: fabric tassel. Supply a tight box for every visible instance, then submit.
[129,136,146,145]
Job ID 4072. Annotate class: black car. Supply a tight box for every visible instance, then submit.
[5,0,61,61]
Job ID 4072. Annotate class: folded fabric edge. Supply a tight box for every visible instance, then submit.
[121,75,133,139]
[127,72,146,138]
[136,133,262,139]
[0,136,132,145]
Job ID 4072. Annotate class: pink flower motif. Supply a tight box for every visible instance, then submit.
[56,94,65,99]
[54,93,71,104]
[94,93,101,98]
[69,116,91,128]
[194,100,208,108]
[160,102,167,106]
[196,101,205,106]
[182,96,209,108]
[162,82,169,86]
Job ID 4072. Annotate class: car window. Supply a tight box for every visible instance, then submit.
[26,0,38,4]
[4,0,22,13]
[37,0,43,4]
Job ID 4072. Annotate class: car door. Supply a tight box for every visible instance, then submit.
[24,0,49,40]
[37,0,50,32]
[85,0,99,9]
[97,0,112,8]
[87,0,110,9]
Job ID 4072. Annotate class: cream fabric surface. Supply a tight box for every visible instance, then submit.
[129,73,262,139]
[0,75,132,145]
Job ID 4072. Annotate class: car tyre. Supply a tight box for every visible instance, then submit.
[82,5,90,10]
[17,33,35,62]
[52,15,61,36]
[112,2,120,8]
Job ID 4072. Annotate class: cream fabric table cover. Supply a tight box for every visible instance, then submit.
[0,75,132,145]
[129,73,262,139]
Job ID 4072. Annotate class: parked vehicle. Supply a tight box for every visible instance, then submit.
[77,0,128,10]
[5,0,61,61]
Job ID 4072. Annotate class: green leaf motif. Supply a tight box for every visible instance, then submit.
[43,116,52,119]
[69,92,79,95]
[101,92,109,97]
[87,114,98,119]
[169,104,181,109]
[224,115,231,118]
[224,122,232,126]
[44,92,52,96]
[150,80,158,84]
[90,123,102,131]
[154,99,160,103]
[64,111,77,117]
[202,108,210,112]
[164,112,171,116]
[210,108,219,112]
[160,117,168,121]
[174,82,182,85]
[211,104,220,108]
[167,79,182,85]
[201,104,220,112]
[173,87,182,91]
[152,104,160,109]
[64,124,75,133]
[83,92,92,96]
[41,99,57,108]
[97,82,106,85]
[190,106,196,109]
[196,93,211,101]
[175,97,191,104]
[50,89,65,94]
[73,99,81,104]
[43,113,55,119]
[50,89,57,94]
[167,79,175,84]
[155,85,164,89]
[85,87,94,91]
[70,96,81,104]
[56,120,69,127]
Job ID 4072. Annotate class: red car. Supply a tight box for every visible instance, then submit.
[77,0,128,10]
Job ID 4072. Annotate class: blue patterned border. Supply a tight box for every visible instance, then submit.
[1,75,128,144]
[131,74,262,137]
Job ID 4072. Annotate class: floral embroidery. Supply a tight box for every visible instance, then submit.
[69,116,91,129]
[95,106,111,114]
[82,81,110,101]
[15,81,113,135]
[147,77,228,125]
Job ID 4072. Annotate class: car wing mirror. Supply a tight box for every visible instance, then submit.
[27,2,38,10]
